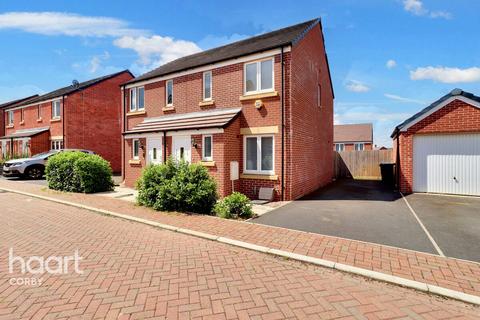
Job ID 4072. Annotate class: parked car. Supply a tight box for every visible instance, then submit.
[2,149,94,179]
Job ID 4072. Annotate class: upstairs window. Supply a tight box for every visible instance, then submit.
[335,143,345,152]
[52,100,61,119]
[166,80,173,106]
[203,71,212,101]
[202,135,213,161]
[20,109,24,122]
[244,58,274,94]
[37,105,42,120]
[129,87,144,112]
[7,110,14,125]
[355,143,365,151]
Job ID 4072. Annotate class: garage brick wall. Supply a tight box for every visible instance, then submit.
[397,99,480,193]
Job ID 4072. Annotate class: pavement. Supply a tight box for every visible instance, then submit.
[1,192,479,319]
[253,179,480,262]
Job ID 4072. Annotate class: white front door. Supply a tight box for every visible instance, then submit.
[413,133,480,196]
[172,135,191,163]
[147,137,162,165]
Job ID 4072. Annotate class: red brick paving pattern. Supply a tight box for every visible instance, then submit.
[0,192,479,319]
[1,179,479,299]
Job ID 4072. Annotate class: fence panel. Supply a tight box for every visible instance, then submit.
[334,150,393,180]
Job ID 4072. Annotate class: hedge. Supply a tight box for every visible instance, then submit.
[214,192,253,219]
[46,151,114,193]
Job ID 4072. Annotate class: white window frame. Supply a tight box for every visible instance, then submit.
[243,135,275,175]
[317,84,321,107]
[51,140,64,150]
[166,80,173,106]
[37,105,42,120]
[52,100,61,119]
[203,71,212,101]
[335,143,345,152]
[129,87,145,112]
[355,143,365,151]
[7,110,14,125]
[132,139,140,160]
[202,135,213,161]
[244,57,274,95]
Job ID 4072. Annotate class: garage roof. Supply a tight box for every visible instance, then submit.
[0,127,50,139]
[391,89,480,138]
[124,107,242,134]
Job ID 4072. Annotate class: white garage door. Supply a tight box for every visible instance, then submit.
[413,133,480,196]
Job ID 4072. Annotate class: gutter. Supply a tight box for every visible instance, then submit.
[121,85,126,180]
[62,95,65,147]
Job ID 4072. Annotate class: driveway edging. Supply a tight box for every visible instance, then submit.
[2,186,480,307]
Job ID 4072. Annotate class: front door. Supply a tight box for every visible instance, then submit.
[172,135,191,163]
[147,137,162,165]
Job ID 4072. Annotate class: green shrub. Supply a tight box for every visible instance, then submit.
[46,151,113,193]
[214,192,253,219]
[136,159,217,214]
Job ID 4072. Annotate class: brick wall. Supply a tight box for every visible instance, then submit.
[289,23,334,200]
[66,71,133,172]
[0,109,4,137]
[397,99,480,193]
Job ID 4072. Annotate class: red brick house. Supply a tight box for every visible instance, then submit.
[0,95,39,141]
[122,18,334,201]
[392,89,480,196]
[1,70,133,172]
[333,123,373,151]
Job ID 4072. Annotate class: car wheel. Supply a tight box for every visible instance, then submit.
[25,166,44,180]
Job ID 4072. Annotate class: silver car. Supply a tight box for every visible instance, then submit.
[2,149,94,179]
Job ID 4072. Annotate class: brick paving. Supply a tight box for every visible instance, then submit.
[1,192,479,319]
[1,179,480,299]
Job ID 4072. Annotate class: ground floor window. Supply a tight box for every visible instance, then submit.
[335,143,345,152]
[202,135,213,161]
[355,143,365,151]
[244,135,274,174]
[51,140,64,150]
[132,139,140,159]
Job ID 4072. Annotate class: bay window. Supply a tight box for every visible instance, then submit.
[244,58,274,94]
[244,135,274,174]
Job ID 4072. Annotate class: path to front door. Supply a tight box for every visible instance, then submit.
[172,135,191,162]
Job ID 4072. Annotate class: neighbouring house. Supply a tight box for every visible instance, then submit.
[334,123,373,151]
[121,18,334,201]
[0,70,134,172]
[0,95,39,145]
[392,89,480,196]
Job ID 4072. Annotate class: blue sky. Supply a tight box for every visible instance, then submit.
[1,0,479,146]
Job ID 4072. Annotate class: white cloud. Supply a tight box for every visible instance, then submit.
[386,60,397,69]
[410,66,480,83]
[384,93,425,105]
[402,0,452,19]
[89,51,110,73]
[114,35,202,71]
[345,80,370,93]
[0,12,146,37]
[198,33,250,50]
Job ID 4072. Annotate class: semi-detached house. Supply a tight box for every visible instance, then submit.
[1,70,134,172]
[122,18,334,201]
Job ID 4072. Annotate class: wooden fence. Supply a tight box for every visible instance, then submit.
[334,149,393,180]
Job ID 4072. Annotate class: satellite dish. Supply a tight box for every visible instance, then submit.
[72,80,80,88]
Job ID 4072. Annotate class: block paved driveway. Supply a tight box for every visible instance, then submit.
[0,192,478,319]
[253,179,480,263]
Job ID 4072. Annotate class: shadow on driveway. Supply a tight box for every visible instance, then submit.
[253,179,438,254]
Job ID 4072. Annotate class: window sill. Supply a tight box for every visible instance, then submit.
[198,100,215,107]
[127,110,146,116]
[240,173,278,181]
[239,91,278,101]
[20,121,25,125]
[37,118,42,123]
[50,118,61,123]
[129,159,141,165]
[162,106,175,112]
[6,125,13,129]
[199,160,215,167]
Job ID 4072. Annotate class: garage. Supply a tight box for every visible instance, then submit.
[392,89,480,195]
[413,133,480,196]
